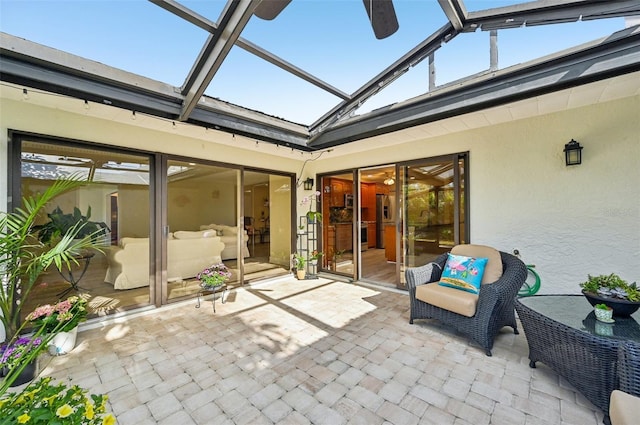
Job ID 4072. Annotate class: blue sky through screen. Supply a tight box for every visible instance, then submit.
[0,1,631,124]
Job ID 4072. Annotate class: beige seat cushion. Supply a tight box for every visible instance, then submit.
[414,245,502,318]
[416,282,478,317]
[610,390,640,425]
[451,244,502,284]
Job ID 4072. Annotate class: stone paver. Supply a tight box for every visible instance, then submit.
[43,277,603,424]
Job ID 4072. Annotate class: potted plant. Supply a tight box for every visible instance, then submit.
[310,250,323,266]
[26,296,88,355]
[580,273,640,316]
[0,176,100,341]
[301,191,322,223]
[593,303,614,322]
[33,205,109,245]
[0,335,43,386]
[293,254,306,280]
[197,263,232,289]
[0,281,115,424]
[297,224,306,235]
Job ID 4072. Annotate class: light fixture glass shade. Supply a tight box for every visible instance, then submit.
[303,178,314,190]
[564,139,583,166]
[384,177,395,185]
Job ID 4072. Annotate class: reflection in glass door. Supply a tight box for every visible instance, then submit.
[359,166,397,286]
[320,172,355,277]
[243,171,292,283]
[166,161,240,301]
[400,155,467,288]
[18,138,152,317]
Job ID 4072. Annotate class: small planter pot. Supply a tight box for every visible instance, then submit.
[594,307,614,323]
[1,358,39,387]
[48,326,79,356]
[296,270,306,280]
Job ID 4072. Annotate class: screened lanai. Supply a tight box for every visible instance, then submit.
[1,3,640,423]
[1,0,639,151]
[1,0,640,309]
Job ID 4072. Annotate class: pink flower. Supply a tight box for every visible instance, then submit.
[25,304,55,321]
[55,300,72,314]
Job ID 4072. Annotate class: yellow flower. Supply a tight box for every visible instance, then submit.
[85,402,95,419]
[43,394,58,406]
[102,413,116,425]
[17,413,31,423]
[56,404,74,418]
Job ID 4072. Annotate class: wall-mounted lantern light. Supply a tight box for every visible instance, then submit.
[303,178,314,190]
[563,139,583,166]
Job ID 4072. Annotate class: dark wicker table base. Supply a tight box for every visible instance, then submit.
[515,296,640,425]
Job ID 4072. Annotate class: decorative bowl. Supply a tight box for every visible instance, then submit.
[582,290,640,317]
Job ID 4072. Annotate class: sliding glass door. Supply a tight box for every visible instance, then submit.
[12,133,295,321]
[165,160,241,301]
[359,166,397,286]
[242,170,292,283]
[320,153,467,289]
[399,154,467,288]
[319,172,355,278]
[18,138,153,316]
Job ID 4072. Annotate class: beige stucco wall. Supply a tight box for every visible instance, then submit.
[311,95,640,294]
[1,86,639,295]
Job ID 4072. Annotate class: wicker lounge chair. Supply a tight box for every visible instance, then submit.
[405,246,527,356]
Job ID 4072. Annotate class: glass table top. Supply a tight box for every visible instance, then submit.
[517,295,640,343]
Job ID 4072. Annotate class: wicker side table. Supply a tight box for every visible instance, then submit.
[516,295,640,424]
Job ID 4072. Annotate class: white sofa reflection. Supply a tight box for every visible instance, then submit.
[104,232,225,290]
[199,224,250,260]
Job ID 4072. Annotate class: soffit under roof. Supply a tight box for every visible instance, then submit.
[1,0,639,152]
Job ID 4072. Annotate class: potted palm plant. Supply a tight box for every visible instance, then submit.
[0,176,101,342]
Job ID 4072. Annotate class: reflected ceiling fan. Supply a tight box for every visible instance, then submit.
[254,0,399,39]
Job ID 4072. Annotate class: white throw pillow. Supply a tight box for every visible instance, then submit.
[174,230,208,239]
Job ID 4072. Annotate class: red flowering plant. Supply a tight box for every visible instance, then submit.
[197,263,232,289]
[25,296,88,333]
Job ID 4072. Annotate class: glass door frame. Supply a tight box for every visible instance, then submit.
[9,131,159,310]
[318,152,468,289]
[398,152,469,289]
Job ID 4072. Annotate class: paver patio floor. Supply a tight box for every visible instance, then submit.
[41,277,604,424]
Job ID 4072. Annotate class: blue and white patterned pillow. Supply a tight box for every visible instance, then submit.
[438,253,488,294]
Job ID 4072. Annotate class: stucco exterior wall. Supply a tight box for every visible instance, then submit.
[0,94,302,185]
[1,88,638,295]
[312,95,640,294]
